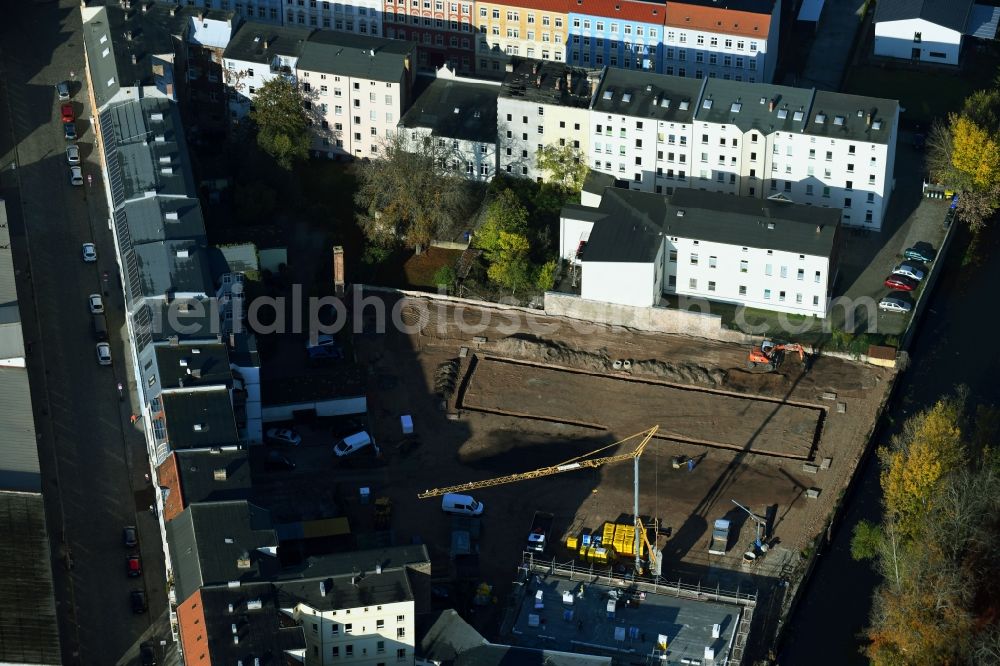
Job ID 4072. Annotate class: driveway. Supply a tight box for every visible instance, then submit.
[0,2,168,663]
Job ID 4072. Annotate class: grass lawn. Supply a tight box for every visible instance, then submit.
[402,247,464,289]
[844,44,1000,126]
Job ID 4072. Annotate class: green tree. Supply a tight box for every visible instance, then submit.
[535,259,558,291]
[433,265,457,290]
[536,143,589,191]
[475,189,529,252]
[249,77,310,170]
[850,520,884,562]
[354,133,475,251]
[484,230,533,292]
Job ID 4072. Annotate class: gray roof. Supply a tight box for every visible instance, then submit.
[174,448,252,506]
[573,187,840,263]
[0,200,17,328]
[804,91,898,145]
[166,500,280,604]
[968,4,1000,38]
[499,60,598,108]
[593,69,706,124]
[581,171,616,199]
[297,31,416,81]
[218,243,260,274]
[277,545,431,582]
[133,241,213,298]
[0,492,61,664]
[510,573,741,664]
[0,368,40,492]
[223,22,313,64]
[400,76,500,143]
[162,387,239,450]
[695,78,816,135]
[155,342,233,389]
[150,298,222,342]
[199,584,306,664]
[120,197,206,246]
[276,568,414,611]
[874,0,974,32]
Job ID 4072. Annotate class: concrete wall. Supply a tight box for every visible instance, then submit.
[544,291,752,343]
[262,396,367,422]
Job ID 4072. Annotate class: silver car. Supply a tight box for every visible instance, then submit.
[56,81,71,101]
[82,242,97,262]
[70,166,84,186]
[66,144,80,165]
[878,294,912,313]
[891,262,925,281]
[88,294,104,314]
[96,342,112,365]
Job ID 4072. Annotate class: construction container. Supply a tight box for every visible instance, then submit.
[566,535,578,550]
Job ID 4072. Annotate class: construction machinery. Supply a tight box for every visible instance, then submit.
[747,339,806,371]
[731,499,769,564]
[419,427,660,575]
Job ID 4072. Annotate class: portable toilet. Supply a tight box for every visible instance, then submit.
[401,414,413,435]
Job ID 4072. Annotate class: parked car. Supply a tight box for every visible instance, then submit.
[123,525,138,548]
[265,427,302,446]
[884,275,917,292]
[334,431,372,457]
[70,165,83,186]
[88,293,104,314]
[130,590,147,614]
[56,80,71,101]
[81,242,97,262]
[441,493,484,516]
[891,262,925,281]
[63,122,76,141]
[904,243,935,263]
[140,643,156,666]
[127,554,142,577]
[266,451,296,471]
[879,293,913,313]
[66,143,80,165]
[96,342,112,366]
[61,103,75,123]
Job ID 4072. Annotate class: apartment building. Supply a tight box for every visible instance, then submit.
[223,23,313,120]
[567,0,664,72]
[475,0,569,75]
[661,0,779,82]
[559,186,842,316]
[383,0,476,72]
[297,31,417,157]
[399,70,500,181]
[285,0,386,35]
[497,60,597,179]
[584,69,898,230]
[168,0,284,24]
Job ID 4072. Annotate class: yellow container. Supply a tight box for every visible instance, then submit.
[566,536,578,550]
[602,523,615,543]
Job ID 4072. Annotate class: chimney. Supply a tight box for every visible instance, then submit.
[533,61,541,75]
[376,562,383,574]
[566,71,573,88]
[169,5,176,15]
[214,467,228,481]
[320,581,327,597]
[263,39,270,49]
[131,54,138,65]
[768,99,775,112]
[125,30,133,41]
[866,111,873,126]
[816,225,822,234]
[535,74,542,87]
[237,551,251,569]
[505,62,514,73]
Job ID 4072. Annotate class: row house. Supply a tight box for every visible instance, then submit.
[567,0,665,72]
[382,0,477,72]
[283,0,385,34]
[497,60,597,179]
[584,68,898,230]
[475,0,569,75]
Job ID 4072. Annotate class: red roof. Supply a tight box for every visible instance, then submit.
[664,4,771,37]
[573,0,666,23]
[495,0,571,11]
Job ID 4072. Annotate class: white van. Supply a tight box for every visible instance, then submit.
[334,431,372,457]
[441,493,484,516]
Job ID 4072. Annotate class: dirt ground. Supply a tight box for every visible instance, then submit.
[344,295,893,633]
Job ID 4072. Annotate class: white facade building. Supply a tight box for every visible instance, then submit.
[581,69,899,231]
[292,595,416,665]
[223,23,312,120]
[497,61,597,180]
[399,69,500,181]
[873,0,973,65]
[559,186,842,317]
[283,0,384,36]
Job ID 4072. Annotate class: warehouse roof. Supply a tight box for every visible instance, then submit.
[400,76,499,143]
[297,31,415,81]
[874,0,973,32]
[0,368,39,492]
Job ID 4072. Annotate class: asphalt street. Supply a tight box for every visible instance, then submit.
[0,3,169,663]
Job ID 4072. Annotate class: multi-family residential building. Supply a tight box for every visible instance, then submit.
[285,0,386,35]
[497,60,598,179]
[297,31,417,157]
[399,69,500,180]
[223,23,313,120]
[567,0,665,72]
[661,0,779,82]
[583,68,898,230]
[170,0,284,24]
[560,186,842,316]
[382,0,476,72]
[475,0,569,75]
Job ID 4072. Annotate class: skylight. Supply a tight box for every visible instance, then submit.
[872,120,882,130]
[660,98,670,108]
[815,113,826,124]
[776,108,788,120]
[622,92,632,103]
[679,100,689,111]
[702,99,713,109]
[603,89,614,100]
[731,102,742,113]
[793,110,804,122]
[834,115,845,126]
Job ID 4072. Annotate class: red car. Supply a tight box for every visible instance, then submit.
[884,274,917,292]
[61,103,75,123]
[127,554,142,577]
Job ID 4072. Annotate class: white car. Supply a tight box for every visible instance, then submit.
[88,293,104,314]
[56,81,71,101]
[82,242,97,262]
[878,294,913,313]
[66,144,80,165]
[96,342,112,365]
[265,427,302,446]
[70,165,83,186]
[891,262,925,282]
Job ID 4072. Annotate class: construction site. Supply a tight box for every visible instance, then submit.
[344,294,895,660]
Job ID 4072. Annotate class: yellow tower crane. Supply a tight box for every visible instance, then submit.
[418,426,660,574]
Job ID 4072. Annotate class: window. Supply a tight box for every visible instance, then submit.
[914,31,922,43]
[669,250,677,262]
[377,619,385,629]
[813,295,820,306]
[668,275,677,288]
[740,260,748,273]
[764,289,771,300]
[378,641,385,653]
[346,646,354,657]
[814,270,821,283]
[797,268,804,281]
[779,266,787,278]
[332,646,340,657]
[844,198,852,208]
[690,253,698,265]
[709,256,717,268]
[397,627,406,638]
[779,290,786,302]
[689,278,698,290]
[739,285,747,296]
[397,649,407,661]
[708,281,716,292]
[765,263,772,276]
[345,624,353,633]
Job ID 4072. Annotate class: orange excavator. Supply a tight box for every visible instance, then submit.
[747,339,806,371]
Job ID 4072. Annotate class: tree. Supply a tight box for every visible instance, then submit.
[535,259,558,292]
[475,189,529,252]
[433,265,457,290]
[354,133,475,251]
[249,78,310,170]
[485,230,533,292]
[950,115,1000,190]
[536,143,589,192]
